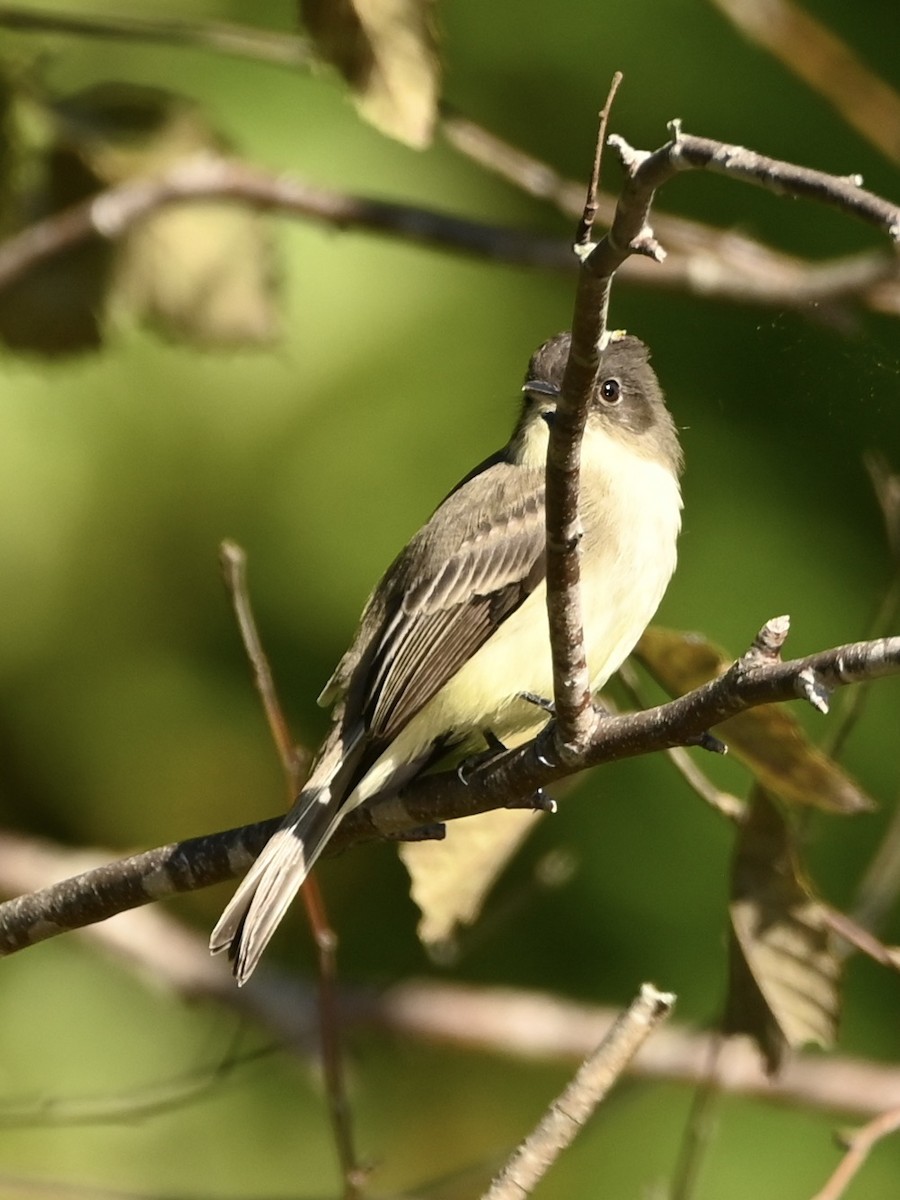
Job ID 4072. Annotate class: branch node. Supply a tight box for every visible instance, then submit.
[629,226,666,262]
[606,134,649,174]
[797,666,832,714]
[745,614,791,664]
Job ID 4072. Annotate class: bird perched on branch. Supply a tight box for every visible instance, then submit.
[211,330,683,983]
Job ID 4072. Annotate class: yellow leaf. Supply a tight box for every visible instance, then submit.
[301,0,439,148]
[400,809,540,951]
[724,790,841,1072]
[636,627,874,814]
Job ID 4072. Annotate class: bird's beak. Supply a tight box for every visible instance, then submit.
[522,380,560,397]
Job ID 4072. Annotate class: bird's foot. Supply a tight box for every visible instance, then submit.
[519,691,555,714]
[456,730,508,785]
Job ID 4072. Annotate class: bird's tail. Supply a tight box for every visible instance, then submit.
[210,731,360,984]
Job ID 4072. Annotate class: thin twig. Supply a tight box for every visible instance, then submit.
[810,1105,900,1200]
[663,125,900,239]
[0,145,897,317]
[481,984,676,1200]
[617,660,744,822]
[0,154,573,295]
[440,107,900,317]
[220,540,309,786]
[669,1036,725,1200]
[575,72,622,250]
[0,5,315,68]
[219,539,362,1199]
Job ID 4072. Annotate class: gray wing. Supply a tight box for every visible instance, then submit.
[328,460,547,746]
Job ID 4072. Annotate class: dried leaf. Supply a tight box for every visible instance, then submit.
[300,0,439,148]
[111,196,280,346]
[724,790,841,1072]
[399,808,539,951]
[636,627,874,814]
[57,83,280,346]
[0,79,113,355]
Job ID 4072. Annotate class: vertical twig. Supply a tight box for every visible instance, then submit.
[219,540,364,1199]
[544,73,630,761]
[574,72,623,251]
[668,1036,725,1200]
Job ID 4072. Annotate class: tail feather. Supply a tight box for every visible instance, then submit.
[210,723,363,984]
[210,788,346,984]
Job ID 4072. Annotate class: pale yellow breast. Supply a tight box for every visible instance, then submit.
[352,427,682,806]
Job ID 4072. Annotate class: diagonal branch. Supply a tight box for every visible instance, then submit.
[481,983,675,1200]
[0,620,897,957]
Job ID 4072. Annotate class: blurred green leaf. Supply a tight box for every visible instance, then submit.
[724,789,841,1073]
[636,626,874,814]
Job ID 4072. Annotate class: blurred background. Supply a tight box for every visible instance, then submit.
[0,0,898,1196]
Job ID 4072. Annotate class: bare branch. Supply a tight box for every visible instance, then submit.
[539,120,899,765]
[0,623,897,956]
[220,540,362,1198]
[441,109,900,317]
[4,843,900,1125]
[0,5,314,67]
[482,984,675,1200]
[220,540,310,790]
[0,145,896,323]
[575,73,623,250]
[0,154,572,295]
[663,125,900,237]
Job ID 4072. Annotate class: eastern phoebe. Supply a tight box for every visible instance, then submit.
[212,331,683,983]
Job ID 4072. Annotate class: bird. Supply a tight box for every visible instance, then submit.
[211,330,683,983]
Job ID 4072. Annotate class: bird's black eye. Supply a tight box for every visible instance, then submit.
[600,377,621,405]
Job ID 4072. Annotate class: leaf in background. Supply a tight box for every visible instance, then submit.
[0,76,113,356]
[52,83,280,347]
[399,809,540,952]
[864,454,900,563]
[724,789,841,1073]
[635,627,874,814]
[711,0,900,165]
[300,0,439,148]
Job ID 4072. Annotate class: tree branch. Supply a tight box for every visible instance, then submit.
[481,983,675,1200]
[0,141,897,317]
[2,849,899,1124]
[0,620,897,956]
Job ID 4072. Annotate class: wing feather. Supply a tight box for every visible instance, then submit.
[358,464,547,742]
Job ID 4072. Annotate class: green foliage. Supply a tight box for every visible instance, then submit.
[0,0,898,1197]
